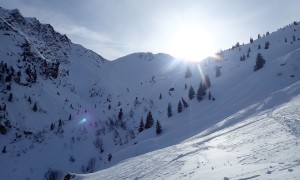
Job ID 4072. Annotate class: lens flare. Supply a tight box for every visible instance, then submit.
[79,118,87,124]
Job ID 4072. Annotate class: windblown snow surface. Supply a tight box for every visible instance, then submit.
[75,81,300,179]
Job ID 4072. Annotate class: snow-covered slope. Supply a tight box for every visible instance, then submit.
[75,81,300,180]
[0,7,299,180]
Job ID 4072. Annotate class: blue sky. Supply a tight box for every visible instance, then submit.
[1,0,299,60]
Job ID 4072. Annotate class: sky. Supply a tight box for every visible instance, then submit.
[1,0,300,61]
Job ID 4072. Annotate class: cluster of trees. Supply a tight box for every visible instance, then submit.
[188,75,211,101]
[139,111,162,135]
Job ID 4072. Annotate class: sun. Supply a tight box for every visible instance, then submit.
[167,26,215,62]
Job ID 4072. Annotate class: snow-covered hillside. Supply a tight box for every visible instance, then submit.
[75,81,300,180]
[0,6,299,180]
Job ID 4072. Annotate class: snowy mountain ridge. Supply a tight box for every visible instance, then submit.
[0,7,299,179]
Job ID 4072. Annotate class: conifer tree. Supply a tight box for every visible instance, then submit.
[215,67,221,77]
[177,101,183,113]
[159,93,162,100]
[69,114,72,120]
[264,41,270,49]
[8,93,12,102]
[167,103,172,118]
[118,108,123,120]
[33,102,37,112]
[2,145,6,153]
[197,82,206,101]
[293,35,296,42]
[188,86,195,100]
[185,67,192,78]
[28,96,31,104]
[156,120,162,135]
[250,37,254,43]
[145,111,154,129]
[258,44,261,49]
[58,119,62,127]
[208,91,212,100]
[181,98,188,108]
[254,53,266,71]
[50,123,55,131]
[204,75,211,88]
[138,118,144,132]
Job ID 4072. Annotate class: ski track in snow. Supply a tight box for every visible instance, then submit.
[75,90,300,180]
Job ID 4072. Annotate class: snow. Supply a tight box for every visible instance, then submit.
[75,83,300,180]
[0,7,300,180]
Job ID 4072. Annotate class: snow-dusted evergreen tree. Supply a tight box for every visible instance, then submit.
[185,67,192,78]
[215,66,221,77]
[177,101,183,113]
[145,111,154,129]
[118,108,123,120]
[264,41,270,49]
[2,145,6,153]
[159,93,162,100]
[138,118,144,132]
[156,120,162,135]
[208,91,212,100]
[254,53,266,71]
[8,93,12,102]
[250,37,254,43]
[181,98,188,108]
[167,103,172,118]
[204,75,211,88]
[197,82,206,101]
[188,86,195,100]
[33,102,37,112]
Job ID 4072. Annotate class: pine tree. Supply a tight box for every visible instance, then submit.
[204,75,211,88]
[197,82,206,101]
[264,41,270,49]
[177,101,183,113]
[156,120,162,135]
[69,114,72,120]
[181,98,188,108]
[33,102,37,112]
[215,66,221,77]
[167,103,172,118]
[145,111,154,129]
[159,93,162,100]
[138,118,144,132]
[50,123,55,131]
[250,37,254,43]
[8,93,12,102]
[254,53,266,71]
[293,35,296,42]
[2,145,6,153]
[185,67,192,78]
[208,91,212,100]
[258,44,261,49]
[58,119,62,127]
[118,108,123,120]
[188,86,195,100]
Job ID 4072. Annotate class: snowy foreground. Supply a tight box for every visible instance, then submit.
[75,82,300,180]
